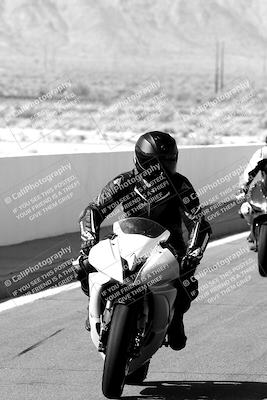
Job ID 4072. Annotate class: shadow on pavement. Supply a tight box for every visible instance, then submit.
[123,380,267,400]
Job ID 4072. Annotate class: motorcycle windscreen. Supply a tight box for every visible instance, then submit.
[114,217,168,238]
[89,237,124,282]
[116,232,170,271]
[113,218,170,271]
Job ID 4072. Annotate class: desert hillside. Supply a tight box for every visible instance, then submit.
[1,0,267,153]
[1,0,267,78]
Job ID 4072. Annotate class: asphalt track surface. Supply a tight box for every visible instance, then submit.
[0,237,266,400]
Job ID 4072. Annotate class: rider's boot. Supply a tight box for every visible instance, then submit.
[247,232,254,243]
[73,262,91,331]
[168,274,198,350]
[247,229,257,251]
[249,241,258,252]
[168,309,187,350]
[85,316,90,331]
[75,272,91,330]
[85,303,90,331]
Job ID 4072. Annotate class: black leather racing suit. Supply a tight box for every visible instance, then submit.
[78,167,212,312]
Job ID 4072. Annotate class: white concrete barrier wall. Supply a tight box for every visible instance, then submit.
[0,144,262,246]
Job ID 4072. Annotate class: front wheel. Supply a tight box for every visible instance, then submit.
[102,304,135,398]
[257,224,267,277]
[125,361,150,384]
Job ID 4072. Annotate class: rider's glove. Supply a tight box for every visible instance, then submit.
[235,185,248,203]
[72,255,89,296]
[74,239,97,297]
[181,248,202,275]
[236,188,247,203]
[81,238,97,256]
[180,249,202,302]
[80,221,98,255]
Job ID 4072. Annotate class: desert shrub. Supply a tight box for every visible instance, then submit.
[16,108,36,119]
[159,110,174,123]
[259,118,267,129]
[73,83,90,98]
[176,92,192,102]
[240,117,253,124]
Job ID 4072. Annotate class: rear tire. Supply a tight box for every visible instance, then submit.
[258,224,267,277]
[102,304,135,398]
[125,361,150,384]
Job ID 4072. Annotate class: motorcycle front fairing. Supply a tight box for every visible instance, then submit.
[89,217,171,282]
[87,218,179,371]
[88,218,171,346]
[126,241,180,373]
[134,242,180,286]
[89,272,110,354]
[89,235,124,282]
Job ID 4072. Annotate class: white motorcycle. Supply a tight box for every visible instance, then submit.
[75,217,181,398]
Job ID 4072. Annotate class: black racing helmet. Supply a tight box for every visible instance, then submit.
[134,131,178,175]
[260,159,267,174]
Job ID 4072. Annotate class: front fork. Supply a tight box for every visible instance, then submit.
[98,300,113,352]
[98,297,149,356]
[131,299,149,358]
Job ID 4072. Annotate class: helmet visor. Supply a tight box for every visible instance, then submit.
[135,153,177,176]
[159,154,177,175]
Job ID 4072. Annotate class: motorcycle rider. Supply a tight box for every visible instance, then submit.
[237,136,267,246]
[75,131,212,350]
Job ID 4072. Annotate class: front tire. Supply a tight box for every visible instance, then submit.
[257,224,267,277]
[125,361,150,384]
[102,304,135,398]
